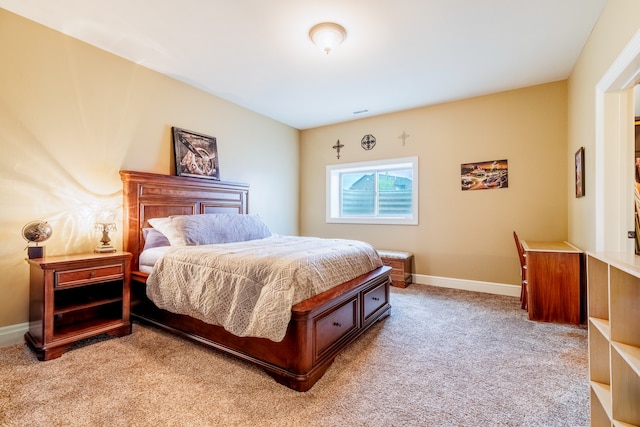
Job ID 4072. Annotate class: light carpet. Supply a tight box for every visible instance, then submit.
[0,284,589,426]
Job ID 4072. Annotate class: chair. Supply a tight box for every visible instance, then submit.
[513,231,528,310]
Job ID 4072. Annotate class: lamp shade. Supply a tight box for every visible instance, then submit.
[309,22,346,55]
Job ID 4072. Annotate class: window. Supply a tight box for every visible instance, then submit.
[326,157,418,225]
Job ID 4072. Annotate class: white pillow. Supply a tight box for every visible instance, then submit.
[147,217,187,246]
[170,213,271,245]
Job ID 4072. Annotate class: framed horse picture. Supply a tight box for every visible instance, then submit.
[172,127,220,180]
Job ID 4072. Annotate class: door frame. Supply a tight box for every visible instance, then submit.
[595,29,640,252]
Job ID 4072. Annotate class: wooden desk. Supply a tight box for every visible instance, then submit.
[521,240,585,325]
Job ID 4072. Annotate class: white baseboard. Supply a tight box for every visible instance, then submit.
[0,275,519,349]
[0,322,27,348]
[412,274,521,298]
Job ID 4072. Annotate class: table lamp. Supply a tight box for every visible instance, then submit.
[94,211,117,253]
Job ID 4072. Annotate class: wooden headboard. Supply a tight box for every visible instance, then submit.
[120,170,249,272]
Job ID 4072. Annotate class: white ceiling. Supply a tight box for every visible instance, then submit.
[0,0,606,130]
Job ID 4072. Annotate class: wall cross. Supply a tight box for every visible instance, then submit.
[332,140,344,159]
[398,131,410,146]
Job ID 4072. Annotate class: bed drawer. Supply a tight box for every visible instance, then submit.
[363,281,388,321]
[314,296,358,359]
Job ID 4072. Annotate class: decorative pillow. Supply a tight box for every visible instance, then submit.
[142,227,171,250]
[169,213,272,245]
[147,217,187,246]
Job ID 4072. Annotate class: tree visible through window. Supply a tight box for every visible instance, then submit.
[326,157,418,225]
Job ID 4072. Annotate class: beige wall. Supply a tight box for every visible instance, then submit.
[7,0,640,331]
[0,10,299,328]
[300,82,568,286]
[568,0,640,251]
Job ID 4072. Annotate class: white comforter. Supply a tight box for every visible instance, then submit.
[146,235,383,342]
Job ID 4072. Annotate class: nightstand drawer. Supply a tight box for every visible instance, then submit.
[55,264,124,288]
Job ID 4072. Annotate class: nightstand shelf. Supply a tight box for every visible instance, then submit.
[55,296,123,315]
[52,318,125,342]
[54,281,123,313]
[25,252,132,361]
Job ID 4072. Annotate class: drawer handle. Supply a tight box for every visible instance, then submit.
[372,297,380,301]
[89,271,96,278]
[332,322,342,327]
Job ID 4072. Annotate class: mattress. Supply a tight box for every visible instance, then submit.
[143,235,383,341]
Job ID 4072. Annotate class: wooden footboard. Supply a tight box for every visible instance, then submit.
[131,266,391,391]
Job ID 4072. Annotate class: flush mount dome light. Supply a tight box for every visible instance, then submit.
[309,22,346,55]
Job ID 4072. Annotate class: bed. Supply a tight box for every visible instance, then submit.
[120,170,391,391]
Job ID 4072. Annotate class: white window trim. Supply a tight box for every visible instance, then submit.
[326,156,419,225]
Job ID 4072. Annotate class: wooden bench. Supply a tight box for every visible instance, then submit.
[377,250,413,288]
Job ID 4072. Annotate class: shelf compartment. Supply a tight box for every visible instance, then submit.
[590,381,612,426]
[54,297,123,315]
[612,419,639,426]
[53,300,123,341]
[588,255,609,320]
[610,266,640,346]
[590,317,612,385]
[54,281,123,314]
[52,318,126,343]
[612,341,640,377]
[611,343,640,425]
[591,317,611,340]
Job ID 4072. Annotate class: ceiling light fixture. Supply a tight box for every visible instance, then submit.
[309,22,346,55]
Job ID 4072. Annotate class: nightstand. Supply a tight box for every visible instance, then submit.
[25,252,132,361]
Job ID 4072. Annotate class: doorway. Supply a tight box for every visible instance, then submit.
[595,30,640,253]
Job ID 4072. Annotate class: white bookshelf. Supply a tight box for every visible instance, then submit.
[587,253,640,426]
